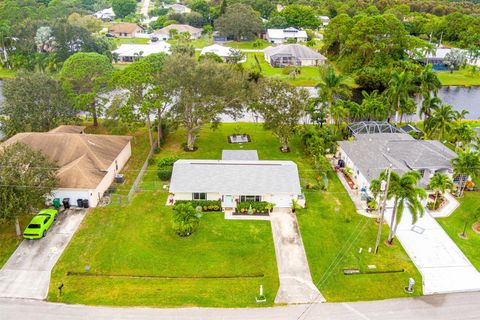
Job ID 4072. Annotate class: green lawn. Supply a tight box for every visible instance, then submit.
[436,70,480,86]
[0,216,30,268]
[49,123,421,306]
[109,37,150,48]
[437,191,480,271]
[0,67,16,79]
[225,39,271,50]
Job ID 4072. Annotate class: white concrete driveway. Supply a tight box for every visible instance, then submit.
[270,208,325,304]
[386,208,480,294]
[0,209,87,300]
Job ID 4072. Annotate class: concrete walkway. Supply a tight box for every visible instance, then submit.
[0,209,87,300]
[428,192,460,218]
[270,208,325,304]
[385,207,480,294]
[2,292,480,320]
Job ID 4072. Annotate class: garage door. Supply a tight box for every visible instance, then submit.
[271,195,293,208]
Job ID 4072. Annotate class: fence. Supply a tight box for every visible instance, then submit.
[126,140,158,203]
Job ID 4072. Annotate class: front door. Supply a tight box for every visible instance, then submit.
[222,195,235,209]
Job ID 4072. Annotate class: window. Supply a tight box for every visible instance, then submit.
[240,195,261,202]
[192,193,206,200]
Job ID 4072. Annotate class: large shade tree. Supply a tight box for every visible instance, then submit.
[214,3,263,41]
[0,143,58,236]
[160,54,247,151]
[252,79,309,152]
[1,72,76,136]
[60,52,114,127]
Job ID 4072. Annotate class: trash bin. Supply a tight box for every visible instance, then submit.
[115,174,125,184]
[53,198,61,209]
[77,199,83,207]
[82,199,89,208]
[62,198,70,209]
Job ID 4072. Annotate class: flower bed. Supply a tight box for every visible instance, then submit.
[236,201,273,215]
[174,200,222,212]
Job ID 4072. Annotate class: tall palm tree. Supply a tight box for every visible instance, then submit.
[454,109,469,120]
[361,90,388,121]
[452,123,477,147]
[428,172,454,209]
[451,148,480,197]
[387,171,427,244]
[371,170,426,245]
[419,93,442,121]
[316,65,351,124]
[342,100,364,122]
[330,100,349,132]
[424,104,457,140]
[419,64,441,97]
[385,70,416,123]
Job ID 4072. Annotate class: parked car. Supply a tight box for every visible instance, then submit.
[105,33,117,38]
[23,209,58,239]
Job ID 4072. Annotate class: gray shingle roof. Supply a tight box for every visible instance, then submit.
[338,133,457,183]
[169,160,301,195]
[264,44,326,60]
[222,150,259,161]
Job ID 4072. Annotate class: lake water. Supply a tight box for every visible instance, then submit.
[437,86,480,120]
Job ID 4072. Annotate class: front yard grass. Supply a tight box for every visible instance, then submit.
[0,216,29,268]
[50,123,421,306]
[437,191,480,271]
[0,67,16,79]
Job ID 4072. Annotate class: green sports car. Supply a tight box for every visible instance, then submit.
[23,209,58,239]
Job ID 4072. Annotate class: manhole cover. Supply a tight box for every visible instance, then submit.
[411,225,425,234]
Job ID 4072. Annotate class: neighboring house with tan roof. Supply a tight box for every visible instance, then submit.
[1,126,132,207]
[48,125,86,134]
[154,24,202,40]
[108,23,145,38]
[164,3,191,14]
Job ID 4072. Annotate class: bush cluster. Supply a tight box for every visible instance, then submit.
[157,156,178,181]
[236,201,273,214]
[174,200,222,212]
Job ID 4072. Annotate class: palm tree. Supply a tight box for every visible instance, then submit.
[316,65,351,124]
[419,64,441,97]
[454,109,469,120]
[330,100,349,132]
[452,123,477,147]
[451,148,480,197]
[361,90,388,121]
[424,104,457,140]
[419,93,442,121]
[428,172,454,209]
[387,171,427,244]
[385,70,416,123]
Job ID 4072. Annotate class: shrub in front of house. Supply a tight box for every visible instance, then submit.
[236,201,274,214]
[174,200,222,211]
[157,156,178,180]
[172,203,200,237]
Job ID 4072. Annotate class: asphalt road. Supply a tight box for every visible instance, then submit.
[1,291,479,320]
[0,209,87,299]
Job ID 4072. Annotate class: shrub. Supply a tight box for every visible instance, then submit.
[172,203,199,237]
[157,156,178,181]
[174,200,222,211]
[236,201,274,213]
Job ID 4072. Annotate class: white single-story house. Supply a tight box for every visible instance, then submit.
[337,131,458,193]
[164,3,191,14]
[200,44,246,63]
[113,42,171,62]
[154,24,202,40]
[264,44,327,67]
[1,125,132,208]
[93,7,115,21]
[266,28,308,44]
[168,150,303,208]
[317,15,330,26]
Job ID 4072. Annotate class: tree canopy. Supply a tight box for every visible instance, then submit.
[214,3,263,41]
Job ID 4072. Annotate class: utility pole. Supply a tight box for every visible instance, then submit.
[374,164,392,255]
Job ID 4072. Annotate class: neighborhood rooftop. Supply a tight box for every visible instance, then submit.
[1,131,131,189]
[338,133,458,183]
[221,150,259,161]
[169,159,301,195]
[264,44,326,60]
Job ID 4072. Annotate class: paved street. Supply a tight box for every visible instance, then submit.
[0,209,87,300]
[385,207,480,294]
[1,292,480,320]
[270,208,324,304]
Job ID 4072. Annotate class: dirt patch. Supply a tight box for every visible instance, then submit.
[473,222,480,234]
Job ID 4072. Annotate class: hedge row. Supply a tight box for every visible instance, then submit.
[174,200,222,212]
[236,201,274,213]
